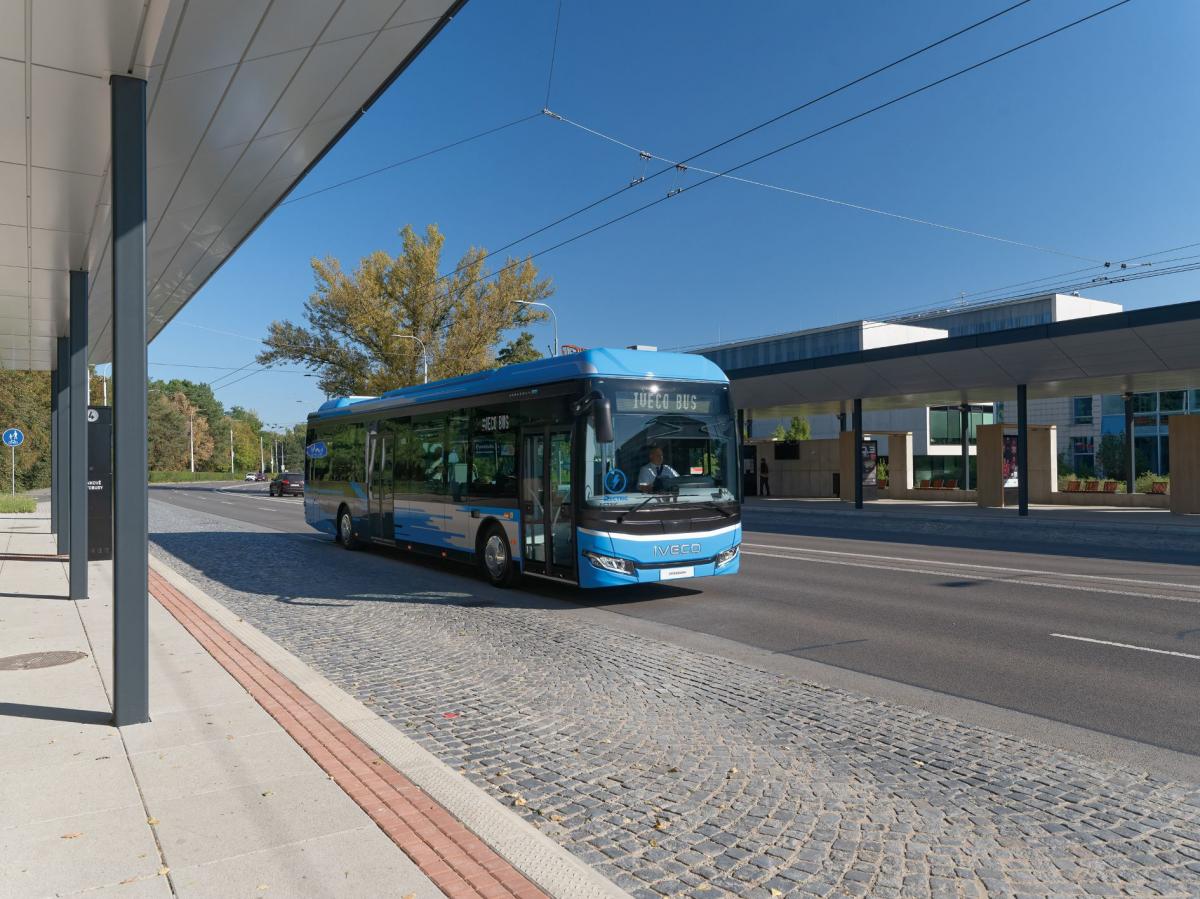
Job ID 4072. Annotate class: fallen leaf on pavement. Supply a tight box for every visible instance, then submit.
[771,890,784,897]
[158,866,170,876]
[146,817,159,825]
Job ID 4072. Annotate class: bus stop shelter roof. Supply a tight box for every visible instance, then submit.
[0,0,462,371]
[720,299,1200,416]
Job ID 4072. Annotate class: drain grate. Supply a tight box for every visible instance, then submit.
[0,651,88,671]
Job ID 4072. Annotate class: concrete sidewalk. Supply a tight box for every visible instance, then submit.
[0,506,445,898]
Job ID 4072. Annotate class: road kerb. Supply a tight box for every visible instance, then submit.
[148,555,631,899]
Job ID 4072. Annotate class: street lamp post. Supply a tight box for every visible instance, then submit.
[259,434,265,474]
[393,334,429,383]
[516,300,558,357]
[189,416,194,473]
[229,427,234,476]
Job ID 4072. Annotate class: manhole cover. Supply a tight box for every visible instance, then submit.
[0,651,88,671]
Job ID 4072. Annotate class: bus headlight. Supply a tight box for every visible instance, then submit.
[584,552,635,576]
[714,545,740,568]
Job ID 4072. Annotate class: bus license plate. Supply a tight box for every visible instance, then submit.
[660,566,694,581]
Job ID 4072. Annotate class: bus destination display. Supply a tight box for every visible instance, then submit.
[615,390,713,414]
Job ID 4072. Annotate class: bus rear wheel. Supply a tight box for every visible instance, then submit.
[337,507,358,550]
[479,524,516,588]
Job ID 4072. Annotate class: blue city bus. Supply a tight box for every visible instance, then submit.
[303,348,741,588]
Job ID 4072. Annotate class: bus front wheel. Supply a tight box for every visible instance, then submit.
[479,524,517,588]
[337,507,358,550]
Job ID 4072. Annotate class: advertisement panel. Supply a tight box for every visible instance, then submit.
[862,439,878,486]
[1002,434,1020,487]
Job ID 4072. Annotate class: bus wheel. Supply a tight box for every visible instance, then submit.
[337,507,358,550]
[479,524,516,587]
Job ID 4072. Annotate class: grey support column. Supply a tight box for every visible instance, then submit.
[56,337,70,556]
[69,272,88,600]
[111,74,149,726]
[50,364,58,535]
[853,398,863,509]
[960,404,971,490]
[1017,385,1029,517]
[1123,392,1135,494]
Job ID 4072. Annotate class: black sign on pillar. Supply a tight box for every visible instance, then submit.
[87,406,113,561]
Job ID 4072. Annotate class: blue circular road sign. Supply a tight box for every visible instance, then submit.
[2,428,24,447]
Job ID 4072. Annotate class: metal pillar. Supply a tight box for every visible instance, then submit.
[56,337,70,556]
[50,364,58,534]
[111,74,149,726]
[1017,385,1029,517]
[853,398,863,509]
[69,272,89,599]
[960,404,971,490]
[1123,392,1135,494]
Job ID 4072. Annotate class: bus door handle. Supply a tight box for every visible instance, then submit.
[470,509,480,519]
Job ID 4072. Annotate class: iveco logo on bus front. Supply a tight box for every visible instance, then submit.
[653,543,702,558]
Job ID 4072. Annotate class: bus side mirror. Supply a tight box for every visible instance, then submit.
[574,390,614,443]
[593,397,614,444]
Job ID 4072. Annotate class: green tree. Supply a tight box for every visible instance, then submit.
[496,331,543,367]
[158,378,224,429]
[256,224,552,396]
[147,391,189,470]
[0,370,51,491]
[771,416,811,442]
[1096,432,1151,480]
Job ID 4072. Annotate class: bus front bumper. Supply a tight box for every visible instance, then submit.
[576,525,741,588]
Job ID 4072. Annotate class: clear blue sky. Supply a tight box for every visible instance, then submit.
[144,0,1200,428]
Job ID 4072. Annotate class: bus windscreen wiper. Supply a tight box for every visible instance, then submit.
[697,500,733,518]
[616,493,668,524]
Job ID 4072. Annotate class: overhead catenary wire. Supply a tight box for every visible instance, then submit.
[545,0,564,108]
[278,113,541,207]
[404,0,1044,302]
[408,0,1136,305]
[550,110,1103,264]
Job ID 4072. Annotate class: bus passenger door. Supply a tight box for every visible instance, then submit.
[520,432,546,575]
[520,428,576,580]
[547,429,575,578]
[369,430,394,543]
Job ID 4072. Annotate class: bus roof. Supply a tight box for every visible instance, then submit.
[309,348,728,420]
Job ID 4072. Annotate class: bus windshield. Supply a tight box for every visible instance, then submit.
[584,381,738,510]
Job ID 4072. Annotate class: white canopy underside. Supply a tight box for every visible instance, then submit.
[0,0,459,370]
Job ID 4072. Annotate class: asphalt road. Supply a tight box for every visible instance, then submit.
[150,482,1200,759]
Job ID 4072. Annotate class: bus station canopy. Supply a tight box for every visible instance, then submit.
[718,299,1200,416]
[0,0,461,370]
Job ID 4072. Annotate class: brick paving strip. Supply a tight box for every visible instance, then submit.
[148,567,550,899]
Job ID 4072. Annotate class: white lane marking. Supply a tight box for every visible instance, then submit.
[1049,633,1200,661]
[742,542,1200,591]
[739,550,1200,605]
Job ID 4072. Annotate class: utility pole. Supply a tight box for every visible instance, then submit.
[189,416,195,473]
[259,434,265,474]
[229,427,234,475]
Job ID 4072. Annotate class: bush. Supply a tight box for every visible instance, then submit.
[149,471,242,483]
[1134,471,1169,494]
[0,495,37,513]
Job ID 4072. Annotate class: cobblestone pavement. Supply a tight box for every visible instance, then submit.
[150,502,1200,898]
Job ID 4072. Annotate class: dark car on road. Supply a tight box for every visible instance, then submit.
[269,472,304,496]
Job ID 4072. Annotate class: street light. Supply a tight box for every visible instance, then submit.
[516,300,558,357]
[393,333,429,384]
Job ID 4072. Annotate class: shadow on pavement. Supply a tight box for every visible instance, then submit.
[150,529,700,611]
[0,702,111,725]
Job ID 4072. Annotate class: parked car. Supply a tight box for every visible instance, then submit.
[269,472,304,496]
[244,471,267,482]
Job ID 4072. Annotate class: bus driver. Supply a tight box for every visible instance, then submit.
[638,445,679,493]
